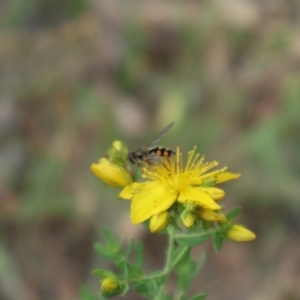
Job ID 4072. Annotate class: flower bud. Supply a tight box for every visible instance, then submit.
[112,140,124,153]
[181,211,196,228]
[111,140,128,158]
[101,278,120,293]
[227,224,256,242]
[107,140,128,166]
[200,188,225,201]
[149,212,169,232]
[197,209,227,223]
[91,158,132,187]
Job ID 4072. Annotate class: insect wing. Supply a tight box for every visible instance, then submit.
[147,122,174,146]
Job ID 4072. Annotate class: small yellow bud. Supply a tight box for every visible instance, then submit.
[200,187,225,201]
[91,158,132,187]
[149,212,170,233]
[197,209,227,223]
[181,211,196,228]
[111,140,128,158]
[227,224,256,242]
[101,277,120,293]
[112,140,124,153]
[108,140,128,165]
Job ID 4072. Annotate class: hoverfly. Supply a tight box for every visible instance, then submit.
[128,122,175,166]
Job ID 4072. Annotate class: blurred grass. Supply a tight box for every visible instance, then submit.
[1,1,300,300]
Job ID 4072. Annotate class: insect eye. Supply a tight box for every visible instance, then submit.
[128,153,136,164]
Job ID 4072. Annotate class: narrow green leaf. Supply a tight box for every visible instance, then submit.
[93,243,123,263]
[103,228,122,249]
[179,296,188,300]
[101,288,122,299]
[171,245,191,269]
[176,257,196,292]
[134,241,144,268]
[149,271,167,285]
[226,208,241,221]
[162,294,173,300]
[117,262,143,280]
[213,232,224,253]
[125,240,133,258]
[121,283,130,296]
[175,232,211,246]
[169,215,182,231]
[91,269,115,279]
[195,251,206,274]
[189,293,207,300]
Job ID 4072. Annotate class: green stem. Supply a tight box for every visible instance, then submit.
[153,225,176,300]
[174,228,218,240]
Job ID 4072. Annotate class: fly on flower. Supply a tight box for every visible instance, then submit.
[127,122,175,166]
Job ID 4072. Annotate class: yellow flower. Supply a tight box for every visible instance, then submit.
[91,158,133,188]
[120,147,240,224]
[101,277,120,293]
[149,212,170,232]
[227,224,256,242]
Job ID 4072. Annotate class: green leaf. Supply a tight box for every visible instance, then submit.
[121,283,130,296]
[132,278,158,299]
[162,294,173,300]
[149,271,167,285]
[103,228,122,250]
[189,293,207,300]
[213,232,224,253]
[175,256,196,292]
[117,262,143,280]
[93,243,123,263]
[91,269,115,279]
[125,239,134,258]
[171,245,191,269]
[195,251,206,274]
[179,296,188,300]
[226,208,241,221]
[101,289,122,299]
[79,286,99,300]
[93,229,125,263]
[169,215,182,231]
[175,232,211,246]
[134,241,144,268]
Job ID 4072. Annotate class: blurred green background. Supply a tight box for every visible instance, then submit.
[1,1,300,300]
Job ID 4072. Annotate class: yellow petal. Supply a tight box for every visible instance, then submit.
[130,183,177,224]
[215,172,241,184]
[91,158,133,187]
[178,187,221,210]
[119,182,156,200]
[227,224,256,242]
[119,185,133,199]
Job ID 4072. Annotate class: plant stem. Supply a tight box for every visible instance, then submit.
[154,225,176,300]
